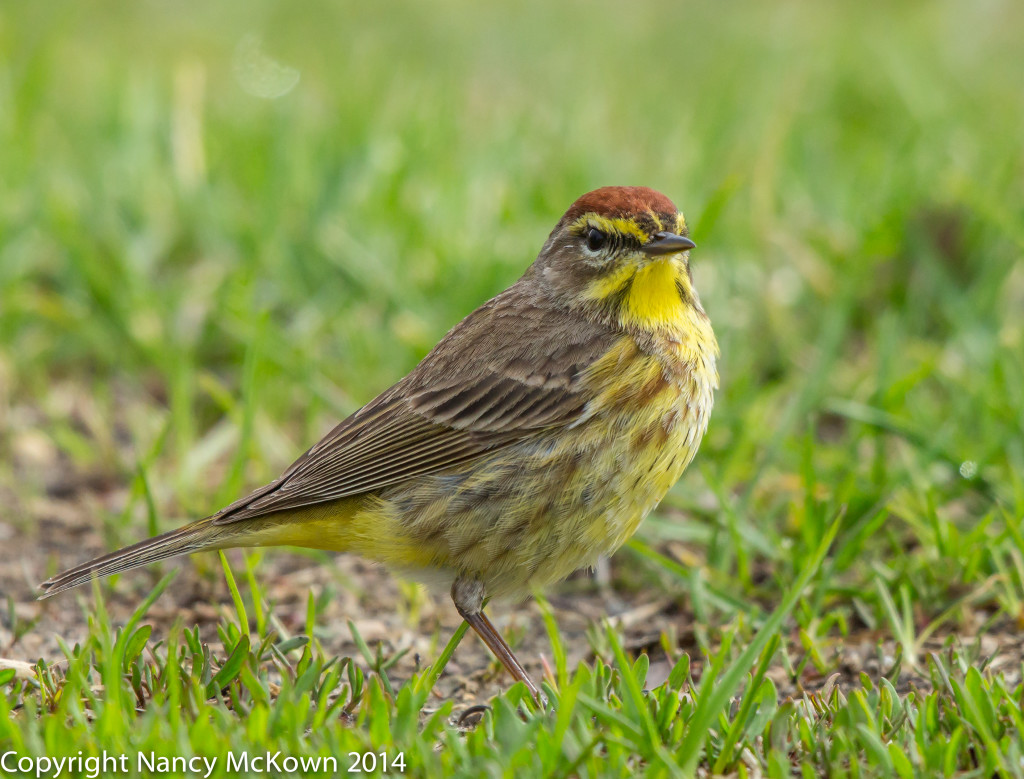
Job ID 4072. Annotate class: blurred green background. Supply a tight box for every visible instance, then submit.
[2,0,1022,610]
[4,0,1024,771]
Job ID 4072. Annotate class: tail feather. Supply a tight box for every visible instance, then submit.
[38,518,225,599]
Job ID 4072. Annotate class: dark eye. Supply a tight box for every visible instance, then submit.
[586,228,607,252]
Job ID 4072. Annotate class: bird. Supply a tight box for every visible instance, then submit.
[39,186,719,701]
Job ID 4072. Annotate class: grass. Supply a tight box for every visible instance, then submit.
[2,0,1024,775]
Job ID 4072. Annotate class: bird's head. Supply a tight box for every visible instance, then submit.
[530,186,706,332]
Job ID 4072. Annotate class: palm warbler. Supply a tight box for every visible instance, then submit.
[40,186,718,700]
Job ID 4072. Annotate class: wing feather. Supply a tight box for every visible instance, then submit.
[212,287,617,525]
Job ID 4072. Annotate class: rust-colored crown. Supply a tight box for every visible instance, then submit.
[561,186,678,224]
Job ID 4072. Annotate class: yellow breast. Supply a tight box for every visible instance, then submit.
[571,332,717,555]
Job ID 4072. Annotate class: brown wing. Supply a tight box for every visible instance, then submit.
[212,286,618,524]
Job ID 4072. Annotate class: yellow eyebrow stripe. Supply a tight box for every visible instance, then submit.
[570,214,650,243]
[571,212,687,243]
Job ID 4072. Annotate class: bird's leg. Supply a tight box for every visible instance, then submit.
[451,576,543,704]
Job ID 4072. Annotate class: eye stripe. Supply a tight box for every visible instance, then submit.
[570,213,667,257]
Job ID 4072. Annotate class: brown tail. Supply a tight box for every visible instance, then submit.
[38,517,231,599]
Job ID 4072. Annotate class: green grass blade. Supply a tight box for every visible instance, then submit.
[678,516,841,774]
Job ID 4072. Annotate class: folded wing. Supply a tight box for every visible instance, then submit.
[212,289,617,524]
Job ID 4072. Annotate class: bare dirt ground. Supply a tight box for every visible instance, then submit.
[2,428,1021,719]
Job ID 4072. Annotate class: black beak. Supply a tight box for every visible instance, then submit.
[641,231,696,256]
